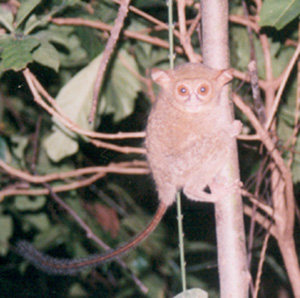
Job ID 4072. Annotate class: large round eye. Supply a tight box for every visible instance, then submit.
[197,83,210,96]
[177,84,189,96]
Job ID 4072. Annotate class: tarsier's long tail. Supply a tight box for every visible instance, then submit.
[16,202,168,275]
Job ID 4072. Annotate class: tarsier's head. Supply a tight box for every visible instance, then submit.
[151,63,233,113]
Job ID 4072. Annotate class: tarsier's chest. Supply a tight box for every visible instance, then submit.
[146,110,230,179]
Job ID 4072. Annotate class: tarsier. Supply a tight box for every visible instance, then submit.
[17,63,241,275]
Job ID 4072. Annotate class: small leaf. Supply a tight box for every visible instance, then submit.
[259,0,300,30]
[0,215,13,255]
[24,213,50,232]
[102,50,142,122]
[32,41,60,71]
[34,224,68,249]
[15,196,46,211]
[68,283,88,297]
[0,6,14,32]
[15,0,42,29]
[43,126,78,162]
[0,36,40,71]
[10,135,29,160]
[0,136,8,161]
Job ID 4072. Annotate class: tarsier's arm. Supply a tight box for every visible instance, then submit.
[16,202,167,275]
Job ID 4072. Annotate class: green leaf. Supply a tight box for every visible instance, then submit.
[0,136,8,161]
[0,215,12,255]
[32,41,60,71]
[34,26,87,67]
[33,224,68,249]
[44,126,79,162]
[0,7,14,32]
[259,0,300,30]
[24,213,50,232]
[43,50,141,162]
[0,36,40,71]
[102,50,142,122]
[68,283,88,297]
[15,0,42,29]
[10,135,29,160]
[44,53,102,161]
[15,196,46,211]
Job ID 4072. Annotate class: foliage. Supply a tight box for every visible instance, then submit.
[0,0,299,297]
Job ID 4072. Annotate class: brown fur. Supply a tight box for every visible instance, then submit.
[16,63,241,274]
[146,63,240,206]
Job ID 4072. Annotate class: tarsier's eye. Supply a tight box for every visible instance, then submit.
[197,83,210,95]
[177,84,189,96]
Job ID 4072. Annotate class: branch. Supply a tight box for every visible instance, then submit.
[51,17,184,55]
[89,0,131,124]
[0,159,149,184]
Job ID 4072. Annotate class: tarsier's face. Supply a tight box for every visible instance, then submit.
[151,63,233,114]
[173,79,213,113]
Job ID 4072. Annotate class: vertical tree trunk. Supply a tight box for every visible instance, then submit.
[201,1,249,297]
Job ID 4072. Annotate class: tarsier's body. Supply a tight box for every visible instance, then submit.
[17,63,240,274]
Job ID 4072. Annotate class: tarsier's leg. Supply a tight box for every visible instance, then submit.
[184,176,242,203]
[183,179,218,203]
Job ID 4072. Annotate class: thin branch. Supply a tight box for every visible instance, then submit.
[233,93,295,231]
[27,69,145,140]
[177,0,199,62]
[112,0,180,38]
[265,42,300,130]
[51,17,184,55]
[253,232,271,298]
[0,172,105,201]
[23,69,146,155]
[0,159,149,184]
[242,0,266,124]
[89,0,131,124]
[187,5,202,37]
[243,205,277,238]
[288,28,300,168]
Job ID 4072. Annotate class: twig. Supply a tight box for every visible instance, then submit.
[242,0,266,124]
[288,27,300,168]
[112,0,180,38]
[233,93,295,229]
[51,17,184,55]
[243,205,276,238]
[27,69,145,140]
[187,6,201,37]
[0,159,149,184]
[253,232,270,298]
[265,42,300,130]
[23,69,146,155]
[177,0,199,62]
[89,0,131,124]
[0,172,105,201]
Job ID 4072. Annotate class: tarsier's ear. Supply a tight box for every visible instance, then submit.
[151,68,171,86]
[214,68,234,86]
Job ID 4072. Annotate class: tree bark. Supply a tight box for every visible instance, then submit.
[201,1,249,297]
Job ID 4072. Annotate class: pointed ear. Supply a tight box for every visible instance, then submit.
[215,68,234,86]
[151,68,171,86]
